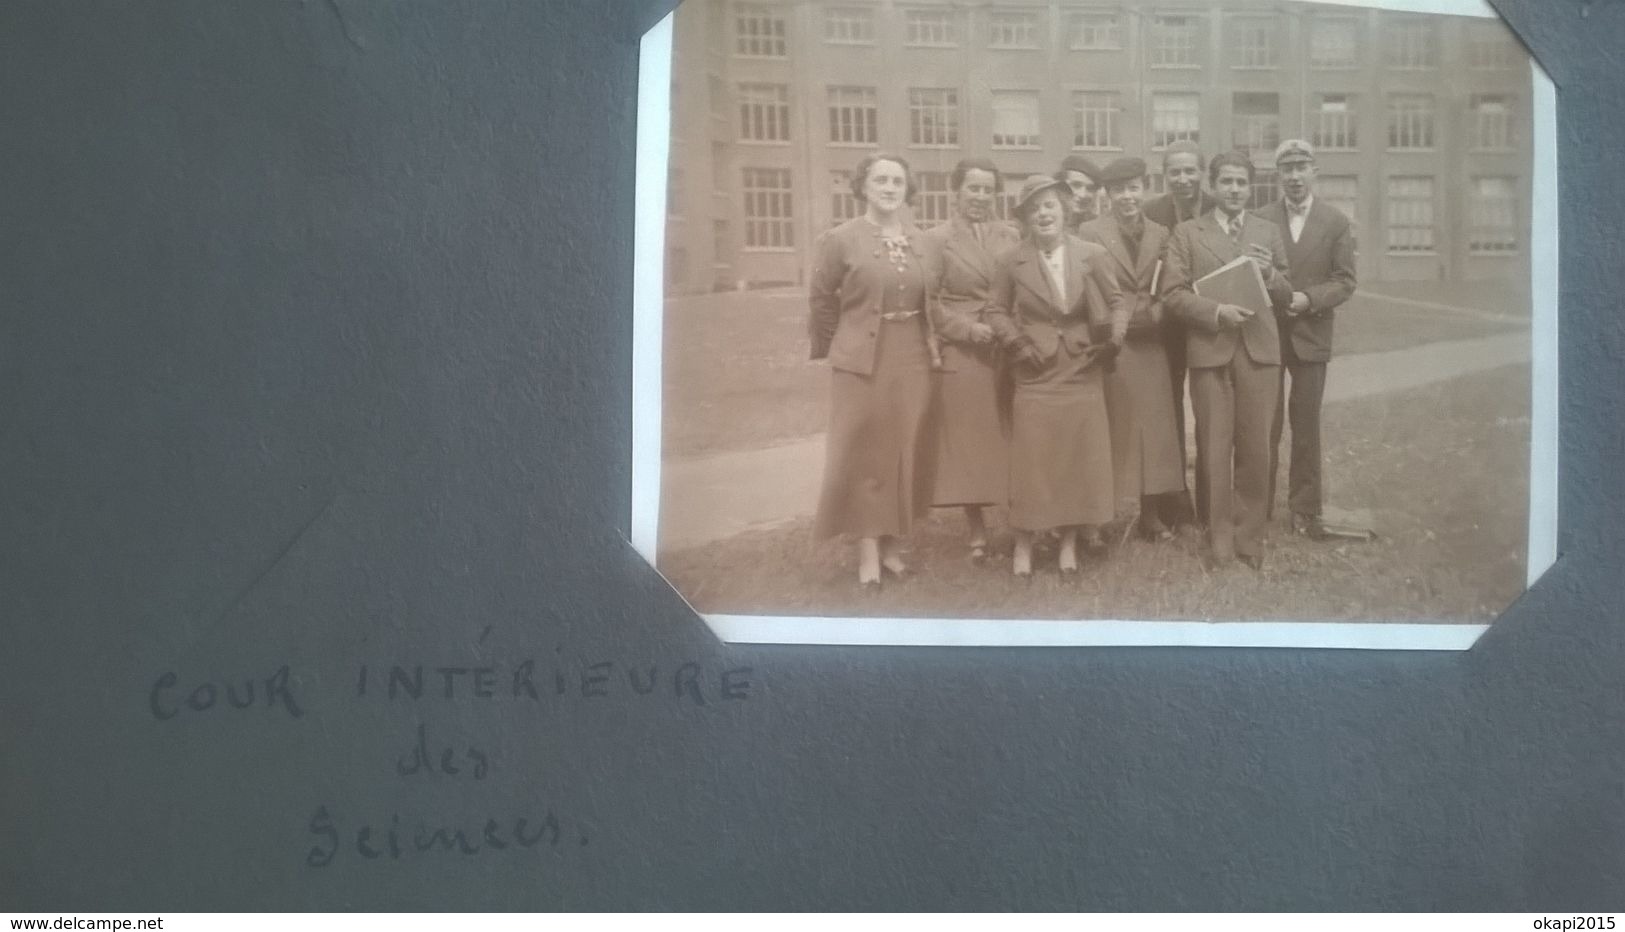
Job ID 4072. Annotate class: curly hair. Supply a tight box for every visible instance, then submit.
[949,157,1002,195]
[849,152,918,205]
[1207,149,1256,186]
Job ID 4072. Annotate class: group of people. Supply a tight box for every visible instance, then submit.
[807,138,1357,585]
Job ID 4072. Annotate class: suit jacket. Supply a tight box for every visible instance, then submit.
[985,235,1127,362]
[1076,214,1171,339]
[1163,211,1293,369]
[808,217,942,376]
[1253,198,1358,363]
[922,217,1021,372]
[1143,191,1217,234]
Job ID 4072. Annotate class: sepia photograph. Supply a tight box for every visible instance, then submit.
[633,0,1556,646]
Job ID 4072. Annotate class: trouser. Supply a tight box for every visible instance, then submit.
[1190,353,1281,560]
[1268,348,1328,520]
[1163,323,1203,526]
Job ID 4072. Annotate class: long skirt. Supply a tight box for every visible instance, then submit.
[931,342,1008,507]
[813,318,937,539]
[1103,335,1188,502]
[1007,344,1114,532]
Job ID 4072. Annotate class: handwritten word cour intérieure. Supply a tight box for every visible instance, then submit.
[355,660,754,705]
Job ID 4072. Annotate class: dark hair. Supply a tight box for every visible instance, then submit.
[1160,140,1206,173]
[849,152,918,205]
[1208,150,1255,186]
[949,157,1002,194]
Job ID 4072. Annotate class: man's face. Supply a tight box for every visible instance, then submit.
[957,168,996,223]
[1214,164,1251,215]
[1163,152,1203,202]
[1108,178,1145,221]
[1061,170,1098,222]
[1278,157,1317,203]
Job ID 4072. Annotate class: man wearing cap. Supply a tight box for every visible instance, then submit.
[1078,157,1188,540]
[1142,140,1218,529]
[1057,154,1103,235]
[1253,139,1358,540]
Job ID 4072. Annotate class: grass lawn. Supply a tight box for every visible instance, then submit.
[656,363,1531,624]
[662,286,1527,459]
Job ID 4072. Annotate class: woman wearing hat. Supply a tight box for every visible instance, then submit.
[923,158,1019,563]
[985,176,1127,577]
[809,152,942,587]
[1078,157,1189,541]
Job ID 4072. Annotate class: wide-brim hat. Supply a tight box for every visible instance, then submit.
[1014,175,1071,217]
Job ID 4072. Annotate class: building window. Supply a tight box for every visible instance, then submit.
[1313,94,1357,151]
[1318,175,1359,231]
[1471,95,1512,150]
[1309,15,1359,68]
[707,75,727,121]
[989,10,1041,49]
[829,171,861,226]
[1149,14,1200,68]
[908,87,960,147]
[1385,176,1435,253]
[1469,177,1518,255]
[1387,94,1434,150]
[991,91,1042,149]
[712,219,730,265]
[823,7,874,45]
[710,141,729,193]
[827,86,878,145]
[914,171,952,229]
[1146,172,1167,197]
[1232,92,1279,157]
[742,167,794,249]
[1071,91,1119,150]
[1151,93,1200,149]
[905,9,958,47]
[738,83,790,143]
[734,3,787,58]
[1469,21,1521,70]
[1247,167,1280,211]
[1069,10,1122,50]
[1230,16,1278,68]
[995,174,1025,221]
[667,165,683,218]
[1384,17,1437,70]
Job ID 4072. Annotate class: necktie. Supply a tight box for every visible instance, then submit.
[973,222,984,247]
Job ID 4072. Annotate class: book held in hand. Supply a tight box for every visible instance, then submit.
[1192,255,1271,316]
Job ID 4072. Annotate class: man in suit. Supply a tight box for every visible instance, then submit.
[1057,154,1102,235]
[1162,151,1293,569]
[1142,141,1218,529]
[1254,140,1358,539]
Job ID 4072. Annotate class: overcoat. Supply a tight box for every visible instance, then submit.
[922,217,1019,508]
[1077,214,1186,501]
[985,235,1127,531]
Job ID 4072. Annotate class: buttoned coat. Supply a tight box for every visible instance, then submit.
[1253,198,1358,364]
[984,235,1128,360]
[1162,211,1294,369]
[924,218,1021,371]
[1076,214,1171,337]
[808,218,942,375]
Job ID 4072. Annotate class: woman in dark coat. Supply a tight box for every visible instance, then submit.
[986,176,1127,577]
[808,153,941,587]
[922,158,1019,562]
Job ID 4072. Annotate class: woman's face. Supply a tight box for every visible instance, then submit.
[955,168,996,223]
[1023,191,1065,240]
[1110,178,1146,221]
[863,159,908,215]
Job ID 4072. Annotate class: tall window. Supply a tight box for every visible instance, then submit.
[995,174,1024,221]
[742,168,793,249]
[1247,167,1280,211]
[1385,176,1435,253]
[1151,93,1200,149]
[710,142,729,192]
[1149,14,1200,67]
[827,86,878,145]
[1384,17,1437,69]
[1230,16,1278,68]
[712,219,730,266]
[1146,172,1167,197]
[829,171,861,226]
[1313,94,1358,151]
[989,10,1041,49]
[908,87,960,147]
[823,7,874,44]
[914,171,952,229]
[1318,175,1360,231]
[1072,92,1119,150]
[905,9,958,47]
[1309,15,1359,68]
[1069,10,1122,50]
[1387,94,1435,150]
[1469,21,1520,69]
[1469,177,1518,255]
[734,3,787,58]
[991,91,1042,148]
[1232,92,1279,157]
[738,83,790,142]
[707,75,726,121]
[1471,95,1512,150]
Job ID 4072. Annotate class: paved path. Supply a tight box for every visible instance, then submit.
[658,330,1529,550]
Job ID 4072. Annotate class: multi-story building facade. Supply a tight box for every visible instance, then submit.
[665,0,1532,293]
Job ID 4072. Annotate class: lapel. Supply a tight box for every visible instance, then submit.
[1012,243,1061,317]
[1137,220,1168,281]
[1193,212,1241,270]
[1063,237,1085,315]
[941,219,995,286]
[1096,216,1137,284]
[1293,200,1332,256]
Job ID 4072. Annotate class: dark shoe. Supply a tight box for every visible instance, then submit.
[1140,516,1174,542]
[1291,513,1328,540]
[968,541,988,565]
[1082,530,1108,559]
